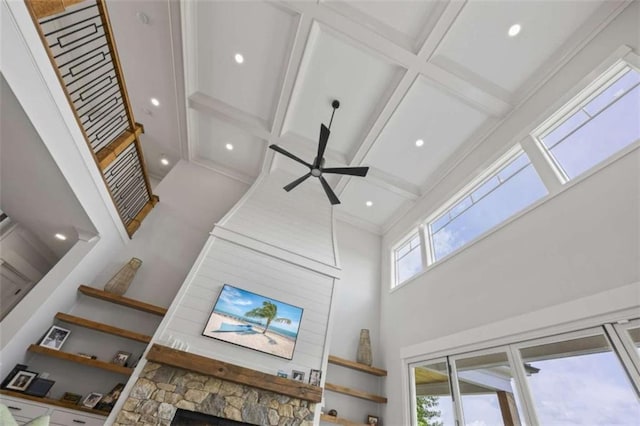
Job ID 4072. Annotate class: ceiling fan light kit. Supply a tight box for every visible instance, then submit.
[269,100,369,205]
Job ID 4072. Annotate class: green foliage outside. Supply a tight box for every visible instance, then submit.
[417,396,444,426]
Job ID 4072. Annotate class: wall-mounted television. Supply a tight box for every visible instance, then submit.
[202,284,304,360]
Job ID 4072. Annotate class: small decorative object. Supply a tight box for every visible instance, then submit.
[328,409,338,417]
[82,392,103,409]
[24,378,55,397]
[367,415,380,425]
[202,284,304,360]
[309,369,322,386]
[77,353,97,359]
[6,370,37,391]
[277,370,288,378]
[292,370,305,382]
[95,383,124,412]
[61,392,83,404]
[104,257,142,295]
[111,351,131,366]
[357,328,373,366]
[39,325,71,350]
[1,364,27,389]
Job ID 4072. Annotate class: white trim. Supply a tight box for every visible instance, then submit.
[604,323,640,393]
[334,210,382,236]
[613,319,640,376]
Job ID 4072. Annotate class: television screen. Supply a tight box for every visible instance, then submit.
[202,284,304,360]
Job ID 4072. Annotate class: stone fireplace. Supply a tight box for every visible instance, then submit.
[114,345,319,426]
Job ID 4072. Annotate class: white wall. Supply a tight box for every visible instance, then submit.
[380,3,640,423]
[322,220,383,422]
[88,160,249,308]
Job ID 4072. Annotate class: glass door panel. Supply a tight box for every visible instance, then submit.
[519,333,640,424]
[414,360,455,425]
[454,352,526,425]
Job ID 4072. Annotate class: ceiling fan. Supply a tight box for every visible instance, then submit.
[269,100,369,205]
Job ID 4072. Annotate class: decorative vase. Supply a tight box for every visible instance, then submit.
[356,328,373,366]
[104,257,142,295]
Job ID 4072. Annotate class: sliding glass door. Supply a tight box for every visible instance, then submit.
[411,320,640,425]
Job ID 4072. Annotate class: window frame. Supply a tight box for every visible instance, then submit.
[392,231,424,286]
[532,59,640,183]
[424,145,543,265]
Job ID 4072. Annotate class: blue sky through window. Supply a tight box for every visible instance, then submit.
[541,68,640,180]
[430,153,547,262]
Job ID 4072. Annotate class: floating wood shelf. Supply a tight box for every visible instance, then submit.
[320,413,369,425]
[78,285,167,316]
[324,382,387,404]
[0,390,109,416]
[27,345,133,375]
[328,355,387,376]
[55,312,152,343]
[146,344,323,403]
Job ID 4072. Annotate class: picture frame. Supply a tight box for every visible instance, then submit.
[367,415,379,425]
[82,392,103,409]
[60,392,83,405]
[1,364,28,389]
[95,383,125,412]
[111,351,132,366]
[277,370,288,378]
[202,284,304,360]
[5,370,37,392]
[291,370,305,382]
[309,369,322,386]
[24,378,55,397]
[39,325,71,351]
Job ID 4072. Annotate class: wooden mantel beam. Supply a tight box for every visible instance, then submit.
[146,344,323,403]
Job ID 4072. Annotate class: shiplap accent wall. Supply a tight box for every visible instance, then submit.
[153,170,339,376]
[222,170,337,267]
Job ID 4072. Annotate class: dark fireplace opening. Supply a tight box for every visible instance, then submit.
[171,409,253,426]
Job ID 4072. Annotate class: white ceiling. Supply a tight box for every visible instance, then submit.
[109,0,626,234]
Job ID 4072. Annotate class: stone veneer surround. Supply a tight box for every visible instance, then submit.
[115,362,315,426]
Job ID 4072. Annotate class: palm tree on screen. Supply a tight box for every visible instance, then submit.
[245,301,291,334]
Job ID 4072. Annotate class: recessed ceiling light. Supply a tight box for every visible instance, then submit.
[508,24,521,37]
[55,233,67,241]
[365,201,373,207]
[150,98,160,107]
[160,155,170,166]
[234,53,244,64]
[415,139,424,147]
[225,143,234,151]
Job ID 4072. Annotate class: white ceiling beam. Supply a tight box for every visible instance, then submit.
[263,13,314,174]
[188,92,271,141]
[365,167,420,201]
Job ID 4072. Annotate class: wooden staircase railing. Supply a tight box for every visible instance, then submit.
[25,0,158,236]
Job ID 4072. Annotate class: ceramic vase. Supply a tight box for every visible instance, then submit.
[104,257,142,295]
[356,328,373,366]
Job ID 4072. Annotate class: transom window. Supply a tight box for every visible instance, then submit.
[394,233,422,285]
[428,149,547,263]
[537,66,640,180]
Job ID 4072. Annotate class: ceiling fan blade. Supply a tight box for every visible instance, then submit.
[283,173,312,192]
[269,144,312,168]
[314,124,330,168]
[319,176,340,205]
[322,166,369,177]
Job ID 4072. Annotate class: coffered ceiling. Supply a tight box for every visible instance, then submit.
[109,0,628,234]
